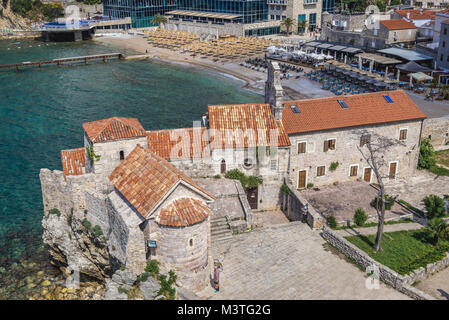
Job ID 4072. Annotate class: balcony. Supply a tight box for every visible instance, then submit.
[267,0,287,4]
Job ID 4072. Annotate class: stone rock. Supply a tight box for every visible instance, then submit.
[111,270,137,286]
[139,277,161,300]
[41,280,51,287]
[103,279,128,300]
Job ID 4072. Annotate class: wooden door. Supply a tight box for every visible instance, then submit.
[389,162,397,179]
[246,187,258,210]
[220,160,226,174]
[364,168,372,183]
[298,170,306,189]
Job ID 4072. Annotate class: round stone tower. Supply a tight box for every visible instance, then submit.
[154,197,211,291]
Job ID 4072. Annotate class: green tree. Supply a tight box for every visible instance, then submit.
[423,194,446,219]
[376,0,386,11]
[418,138,436,169]
[354,208,368,227]
[426,218,449,246]
[280,17,296,36]
[390,0,401,5]
[151,13,167,28]
[327,214,338,229]
[298,20,307,35]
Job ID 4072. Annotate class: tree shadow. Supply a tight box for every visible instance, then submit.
[357,234,375,247]
[411,230,433,245]
[437,289,449,300]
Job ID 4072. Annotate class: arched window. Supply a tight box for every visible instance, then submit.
[220,159,226,174]
[119,150,124,161]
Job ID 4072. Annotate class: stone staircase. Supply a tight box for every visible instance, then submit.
[211,217,233,245]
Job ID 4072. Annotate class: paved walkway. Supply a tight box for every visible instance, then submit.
[335,222,424,237]
[198,222,408,300]
[385,171,449,210]
[253,210,290,228]
[416,267,449,300]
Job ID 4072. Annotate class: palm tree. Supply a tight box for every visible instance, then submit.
[426,218,449,246]
[151,14,167,29]
[298,20,308,35]
[281,18,296,36]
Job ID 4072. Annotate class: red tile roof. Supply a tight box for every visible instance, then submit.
[61,148,86,177]
[282,90,426,135]
[156,197,210,227]
[83,117,146,143]
[207,103,291,149]
[380,19,417,30]
[395,9,438,20]
[147,127,211,160]
[109,145,214,218]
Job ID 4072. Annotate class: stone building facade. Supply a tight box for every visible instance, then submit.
[422,117,449,150]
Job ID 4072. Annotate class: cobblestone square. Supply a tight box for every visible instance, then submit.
[199,222,409,300]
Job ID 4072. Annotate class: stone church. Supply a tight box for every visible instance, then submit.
[41,61,432,293]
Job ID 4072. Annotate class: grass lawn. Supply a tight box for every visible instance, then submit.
[345,229,449,275]
[435,149,449,168]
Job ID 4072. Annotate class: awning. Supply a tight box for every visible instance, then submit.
[411,72,433,81]
[166,10,242,20]
[377,48,433,61]
[316,43,334,49]
[328,45,346,51]
[304,41,320,47]
[396,60,432,73]
[341,47,363,54]
[355,52,401,65]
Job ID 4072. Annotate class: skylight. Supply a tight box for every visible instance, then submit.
[337,100,349,109]
[290,104,300,113]
[384,95,394,103]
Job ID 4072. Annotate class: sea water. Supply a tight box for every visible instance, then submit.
[0,38,262,298]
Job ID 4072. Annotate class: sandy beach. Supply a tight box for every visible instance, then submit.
[94,34,331,100]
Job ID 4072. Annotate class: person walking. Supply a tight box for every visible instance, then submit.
[213,264,221,293]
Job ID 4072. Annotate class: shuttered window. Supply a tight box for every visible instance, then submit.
[324,139,336,152]
[350,165,358,177]
[399,129,407,140]
[360,134,371,147]
[298,142,307,154]
[317,166,325,177]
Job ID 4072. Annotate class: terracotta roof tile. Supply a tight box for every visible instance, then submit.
[282,90,426,135]
[61,148,86,177]
[147,127,211,160]
[395,9,438,20]
[83,117,146,143]
[380,19,417,30]
[208,103,291,149]
[156,197,210,227]
[109,145,214,218]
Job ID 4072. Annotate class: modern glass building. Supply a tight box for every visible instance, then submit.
[103,0,177,28]
[322,0,335,13]
[175,0,268,24]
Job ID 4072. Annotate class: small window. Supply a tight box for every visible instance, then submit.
[243,158,254,168]
[441,54,444,61]
[290,104,300,113]
[337,100,348,109]
[384,95,393,103]
[349,165,358,177]
[399,129,407,140]
[189,239,193,247]
[270,159,277,171]
[444,28,447,35]
[324,139,336,152]
[298,142,307,154]
[317,166,325,177]
[429,135,432,139]
[360,134,371,147]
[119,150,125,161]
[443,41,446,48]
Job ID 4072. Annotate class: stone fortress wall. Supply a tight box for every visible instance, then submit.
[422,117,449,151]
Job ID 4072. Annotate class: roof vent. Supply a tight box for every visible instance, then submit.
[384,95,393,103]
[337,100,349,109]
[290,104,300,113]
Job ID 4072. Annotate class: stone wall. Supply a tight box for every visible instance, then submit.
[86,135,148,177]
[321,227,447,300]
[154,218,210,292]
[422,117,449,151]
[283,182,324,229]
[288,120,423,189]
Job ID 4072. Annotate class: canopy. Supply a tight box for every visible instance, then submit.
[396,61,432,73]
[411,72,433,82]
[377,48,433,62]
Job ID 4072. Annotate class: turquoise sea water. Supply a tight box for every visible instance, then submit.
[0,38,262,298]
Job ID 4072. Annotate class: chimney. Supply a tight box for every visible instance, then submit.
[406,12,410,19]
[265,61,284,121]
